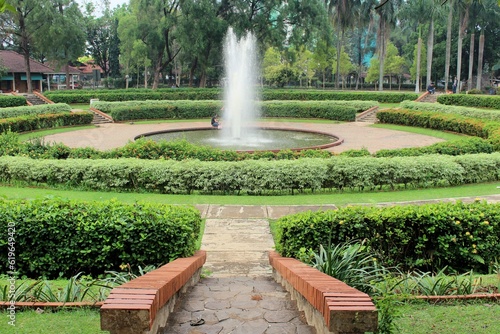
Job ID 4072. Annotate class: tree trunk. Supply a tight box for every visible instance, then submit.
[468,32,474,91]
[456,25,463,91]
[415,36,422,93]
[65,63,71,90]
[189,58,198,87]
[444,1,453,92]
[378,20,386,91]
[476,31,485,90]
[335,19,342,89]
[144,66,148,89]
[426,19,434,89]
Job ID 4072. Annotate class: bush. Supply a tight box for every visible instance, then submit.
[0,103,72,119]
[467,88,483,94]
[0,198,201,278]
[437,94,500,109]
[94,100,365,122]
[44,88,417,104]
[275,201,500,273]
[377,108,500,150]
[400,101,500,122]
[1,153,499,194]
[0,95,26,108]
[0,112,93,133]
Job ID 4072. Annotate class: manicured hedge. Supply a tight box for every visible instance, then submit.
[0,198,201,278]
[0,134,333,161]
[275,201,500,273]
[0,95,27,108]
[400,101,500,122]
[0,103,72,119]
[1,153,499,194]
[0,112,93,133]
[374,137,494,157]
[44,88,416,104]
[94,100,368,122]
[377,108,500,150]
[437,94,500,109]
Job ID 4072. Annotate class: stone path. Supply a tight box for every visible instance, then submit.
[160,205,336,334]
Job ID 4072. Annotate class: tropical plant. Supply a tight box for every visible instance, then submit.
[311,240,388,293]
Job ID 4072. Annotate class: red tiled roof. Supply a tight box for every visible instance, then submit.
[0,50,54,73]
[78,63,104,74]
[49,63,82,75]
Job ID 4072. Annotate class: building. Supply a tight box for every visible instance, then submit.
[0,50,83,92]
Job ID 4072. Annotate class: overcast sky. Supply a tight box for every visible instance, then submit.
[77,0,128,15]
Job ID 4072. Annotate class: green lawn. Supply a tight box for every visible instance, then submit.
[395,302,500,334]
[0,309,107,334]
[1,182,498,205]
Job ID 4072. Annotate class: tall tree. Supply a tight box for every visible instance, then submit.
[375,0,400,91]
[444,0,454,91]
[0,0,52,93]
[34,0,86,89]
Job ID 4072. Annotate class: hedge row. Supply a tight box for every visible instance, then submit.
[0,134,333,161]
[377,108,500,150]
[437,94,500,109]
[373,137,495,157]
[94,100,368,122]
[0,95,26,108]
[0,198,202,278]
[44,88,416,103]
[0,103,72,119]
[275,201,500,273]
[400,101,500,122]
[1,153,499,194]
[0,112,93,133]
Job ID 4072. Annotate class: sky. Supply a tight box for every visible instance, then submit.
[77,0,128,16]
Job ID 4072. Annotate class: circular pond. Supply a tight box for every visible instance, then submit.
[138,127,342,152]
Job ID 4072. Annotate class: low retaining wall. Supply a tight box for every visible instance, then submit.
[269,251,378,334]
[101,250,206,334]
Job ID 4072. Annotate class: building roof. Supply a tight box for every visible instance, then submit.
[49,63,82,75]
[0,50,54,74]
[77,62,104,74]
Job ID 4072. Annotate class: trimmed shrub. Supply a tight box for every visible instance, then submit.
[437,94,500,109]
[0,95,27,108]
[0,103,72,119]
[94,100,365,122]
[400,101,500,122]
[275,201,500,272]
[374,137,494,157]
[1,153,499,194]
[377,108,500,150]
[0,198,202,278]
[44,88,416,103]
[0,112,93,133]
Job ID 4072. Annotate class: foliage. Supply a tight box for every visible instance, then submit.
[43,88,418,103]
[437,94,500,109]
[0,103,71,118]
[377,108,500,150]
[0,198,202,278]
[400,101,500,122]
[0,112,93,133]
[311,240,387,293]
[0,95,26,108]
[1,153,500,195]
[275,200,500,273]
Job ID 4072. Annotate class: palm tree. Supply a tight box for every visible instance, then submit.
[444,0,454,92]
[375,0,401,91]
[455,0,473,92]
[325,0,361,89]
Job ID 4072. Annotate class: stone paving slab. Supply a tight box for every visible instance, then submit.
[161,277,315,334]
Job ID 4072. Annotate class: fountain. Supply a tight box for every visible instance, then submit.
[139,27,343,152]
[220,27,259,141]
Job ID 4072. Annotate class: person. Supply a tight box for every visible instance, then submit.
[211,114,219,128]
[427,82,435,94]
[452,77,457,94]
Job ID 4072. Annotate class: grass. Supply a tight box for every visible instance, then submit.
[18,126,96,142]
[371,123,468,141]
[1,182,498,205]
[395,302,500,334]
[69,103,91,111]
[0,308,107,334]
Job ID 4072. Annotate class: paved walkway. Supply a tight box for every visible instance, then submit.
[42,120,444,154]
[160,198,500,333]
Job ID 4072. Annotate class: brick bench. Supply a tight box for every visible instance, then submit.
[101,250,206,334]
[269,251,377,334]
